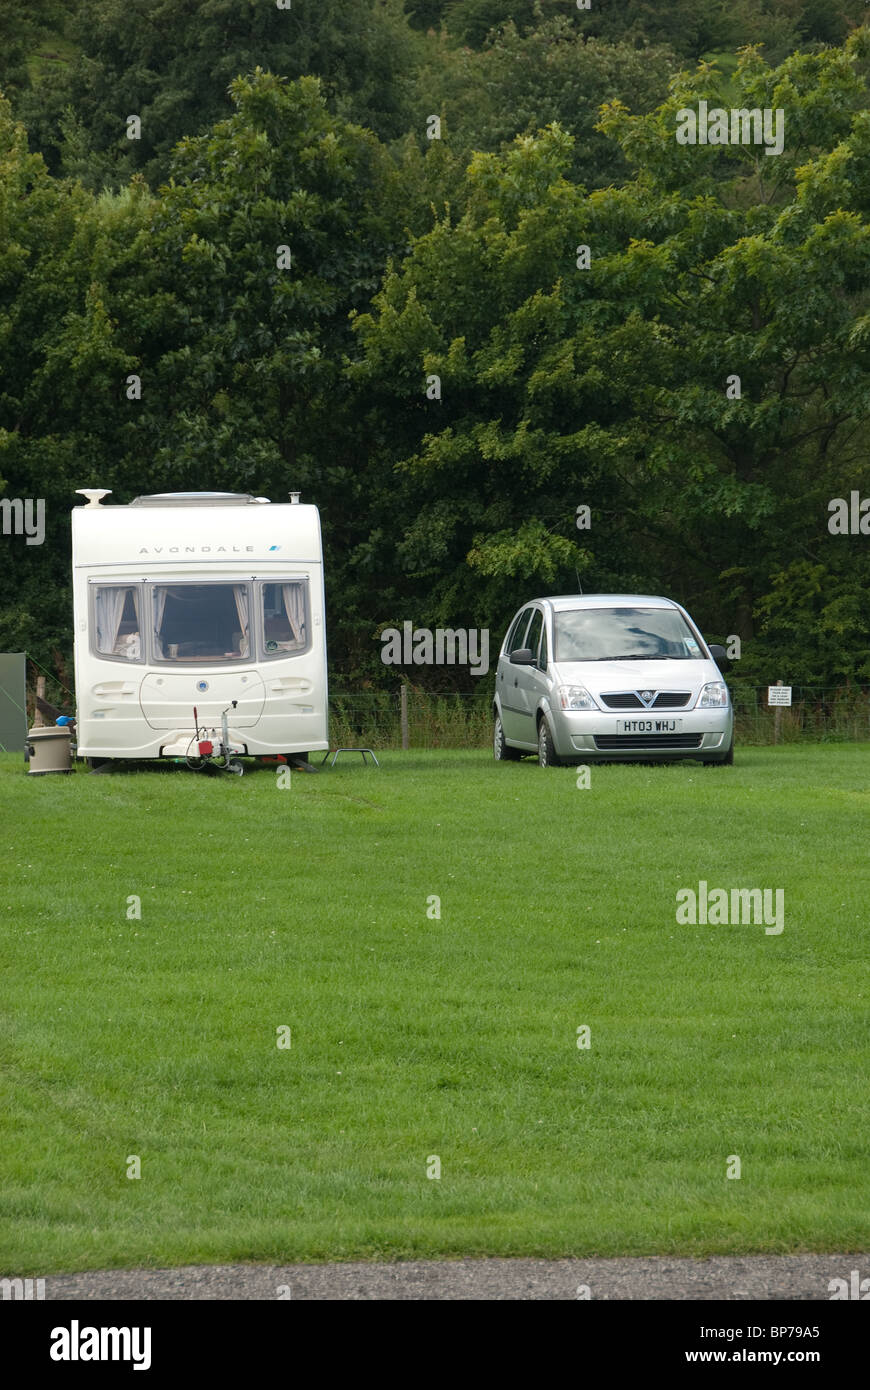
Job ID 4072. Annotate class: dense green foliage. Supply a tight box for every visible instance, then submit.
[571,0,868,62]
[0,3,868,689]
[406,0,867,59]
[414,17,677,188]
[0,73,405,669]
[350,37,870,685]
[414,0,867,59]
[19,0,418,186]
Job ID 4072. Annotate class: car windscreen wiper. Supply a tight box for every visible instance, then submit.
[608,653,671,661]
[564,653,688,661]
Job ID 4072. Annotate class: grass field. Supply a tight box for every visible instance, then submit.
[1,745,868,1273]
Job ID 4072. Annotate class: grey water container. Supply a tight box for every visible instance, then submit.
[25,726,72,775]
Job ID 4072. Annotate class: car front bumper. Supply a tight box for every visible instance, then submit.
[551,706,733,759]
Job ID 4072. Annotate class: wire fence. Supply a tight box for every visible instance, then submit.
[23,662,869,749]
[728,685,870,745]
[330,686,870,750]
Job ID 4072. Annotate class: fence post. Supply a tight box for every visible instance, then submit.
[33,675,46,728]
[400,683,409,750]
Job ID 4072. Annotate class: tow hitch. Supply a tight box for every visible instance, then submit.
[187,701,245,775]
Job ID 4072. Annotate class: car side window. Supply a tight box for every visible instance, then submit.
[505,607,532,655]
[539,624,548,671]
[525,610,543,664]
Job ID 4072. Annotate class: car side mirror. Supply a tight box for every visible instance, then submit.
[510,648,534,665]
[708,643,729,669]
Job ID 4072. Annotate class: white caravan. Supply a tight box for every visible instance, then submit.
[71,490,328,767]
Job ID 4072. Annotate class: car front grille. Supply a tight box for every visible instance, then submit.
[593,734,704,749]
[600,693,644,709]
[600,692,692,710]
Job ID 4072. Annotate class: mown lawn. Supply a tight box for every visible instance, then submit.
[1,745,868,1273]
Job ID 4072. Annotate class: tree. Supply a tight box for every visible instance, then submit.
[412,17,676,189]
[0,90,154,665]
[406,0,867,57]
[573,0,867,62]
[348,31,870,685]
[0,73,404,677]
[439,0,561,47]
[100,72,413,679]
[0,1,66,106]
[23,0,419,187]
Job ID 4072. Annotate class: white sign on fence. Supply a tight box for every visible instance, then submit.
[768,686,793,707]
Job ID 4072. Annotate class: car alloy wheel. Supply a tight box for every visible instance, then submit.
[538,717,560,767]
[494,714,520,761]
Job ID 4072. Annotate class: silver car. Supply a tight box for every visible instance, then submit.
[493,594,734,766]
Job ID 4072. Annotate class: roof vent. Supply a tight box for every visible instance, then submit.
[289,491,301,505]
[128,492,261,507]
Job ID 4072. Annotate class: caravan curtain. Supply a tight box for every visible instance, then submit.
[281,583,306,645]
[152,588,168,655]
[126,588,142,659]
[233,585,250,654]
[95,587,127,654]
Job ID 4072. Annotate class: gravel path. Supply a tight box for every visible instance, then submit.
[41,1253,869,1301]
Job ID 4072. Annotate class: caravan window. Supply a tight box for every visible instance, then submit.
[150,583,252,662]
[92,585,143,662]
[260,581,309,658]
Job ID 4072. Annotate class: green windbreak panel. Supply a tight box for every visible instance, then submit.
[0,652,27,751]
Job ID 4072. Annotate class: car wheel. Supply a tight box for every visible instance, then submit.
[538,717,561,767]
[494,713,521,761]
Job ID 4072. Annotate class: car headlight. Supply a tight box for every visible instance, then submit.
[558,686,598,712]
[696,681,729,708]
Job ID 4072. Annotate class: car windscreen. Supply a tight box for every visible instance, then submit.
[553,607,705,662]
